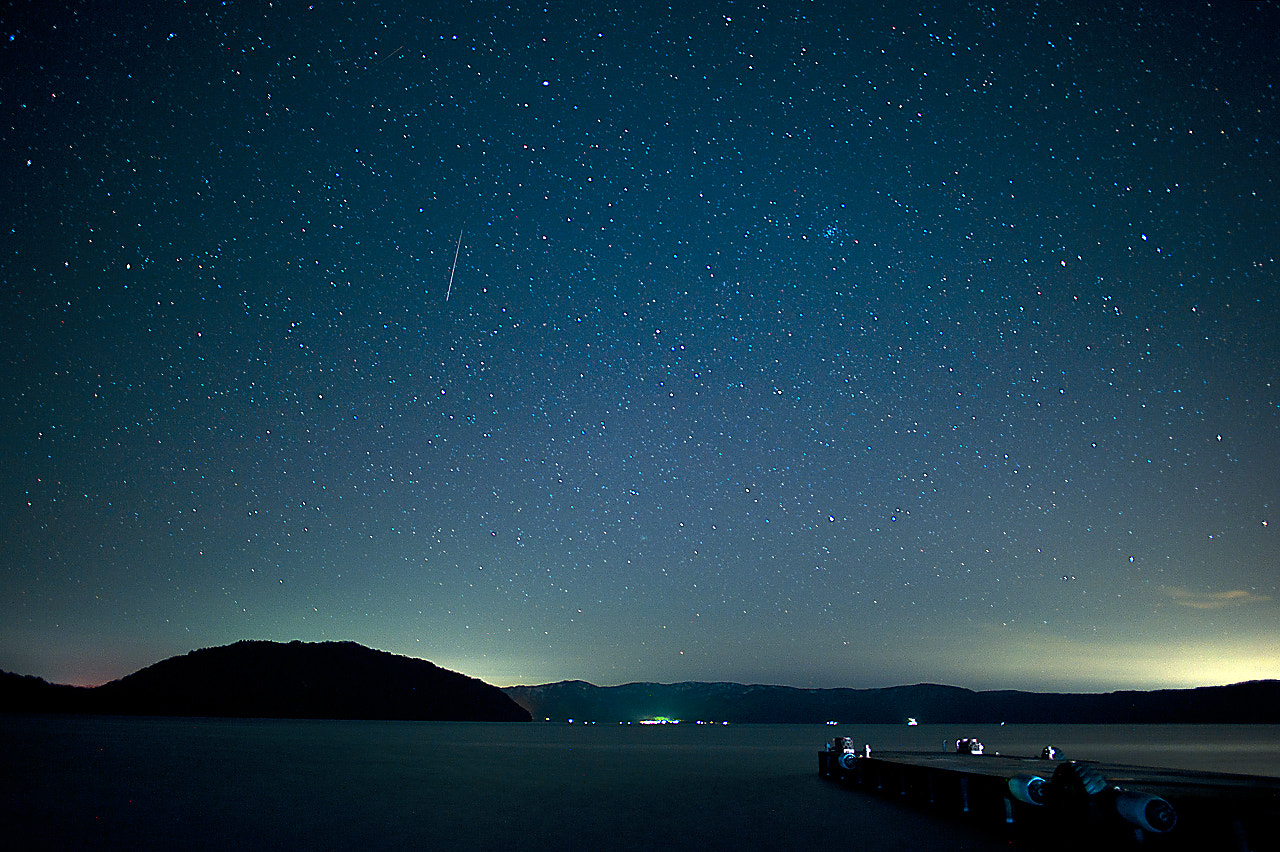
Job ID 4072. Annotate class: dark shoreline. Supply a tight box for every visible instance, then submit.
[6,640,1278,724]
[504,678,1280,724]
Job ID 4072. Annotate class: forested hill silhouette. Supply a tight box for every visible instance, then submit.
[503,679,1280,724]
[1,641,531,722]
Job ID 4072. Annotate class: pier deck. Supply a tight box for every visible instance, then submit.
[819,747,1280,851]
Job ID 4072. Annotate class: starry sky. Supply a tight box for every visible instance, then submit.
[3,1,1278,692]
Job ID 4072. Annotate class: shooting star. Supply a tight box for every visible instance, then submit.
[445,230,462,302]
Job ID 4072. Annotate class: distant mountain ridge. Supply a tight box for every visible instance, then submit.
[503,679,1280,724]
[0,641,530,722]
[6,644,1277,724]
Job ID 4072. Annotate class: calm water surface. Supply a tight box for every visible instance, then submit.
[4,717,1277,851]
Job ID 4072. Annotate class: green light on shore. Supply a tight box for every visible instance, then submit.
[638,716,680,725]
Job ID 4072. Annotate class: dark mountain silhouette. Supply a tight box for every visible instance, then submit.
[503,678,1280,724]
[0,670,92,713]
[8,644,1276,724]
[1,641,530,722]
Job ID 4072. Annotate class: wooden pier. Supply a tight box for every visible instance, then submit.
[818,740,1280,850]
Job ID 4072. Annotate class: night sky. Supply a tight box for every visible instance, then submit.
[3,2,1278,692]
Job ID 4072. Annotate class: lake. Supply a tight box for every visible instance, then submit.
[3,716,1278,851]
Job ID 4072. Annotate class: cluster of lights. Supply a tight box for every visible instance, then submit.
[560,717,732,725]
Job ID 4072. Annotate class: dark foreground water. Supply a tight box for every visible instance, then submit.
[4,717,1278,851]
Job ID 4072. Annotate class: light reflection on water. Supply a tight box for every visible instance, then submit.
[2,717,1277,851]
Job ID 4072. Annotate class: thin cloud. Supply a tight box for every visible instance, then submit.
[1161,586,1272,610]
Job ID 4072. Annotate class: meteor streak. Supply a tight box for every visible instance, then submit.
[446,230,462,301]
